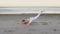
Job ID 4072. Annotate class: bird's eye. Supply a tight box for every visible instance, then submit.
[22,20,25,22]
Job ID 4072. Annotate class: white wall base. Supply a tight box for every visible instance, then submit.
[0,11,60,14]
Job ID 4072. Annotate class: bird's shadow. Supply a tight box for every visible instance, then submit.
[30,22,48,26]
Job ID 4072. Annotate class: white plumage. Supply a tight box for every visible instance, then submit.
[28,10,43,23]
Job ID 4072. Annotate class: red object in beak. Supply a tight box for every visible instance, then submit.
[24,22,28,24]
[24,20,29,24]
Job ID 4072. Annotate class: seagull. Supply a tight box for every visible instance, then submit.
[22,10,44,25]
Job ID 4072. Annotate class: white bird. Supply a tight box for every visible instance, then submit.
[22,10,44,25]
[29,10,43,24]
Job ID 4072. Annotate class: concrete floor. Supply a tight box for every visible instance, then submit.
[0,14,60,34]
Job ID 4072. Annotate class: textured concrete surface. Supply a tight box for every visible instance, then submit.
[0,14,60,34]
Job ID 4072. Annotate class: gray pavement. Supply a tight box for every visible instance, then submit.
[0,14,60,34]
